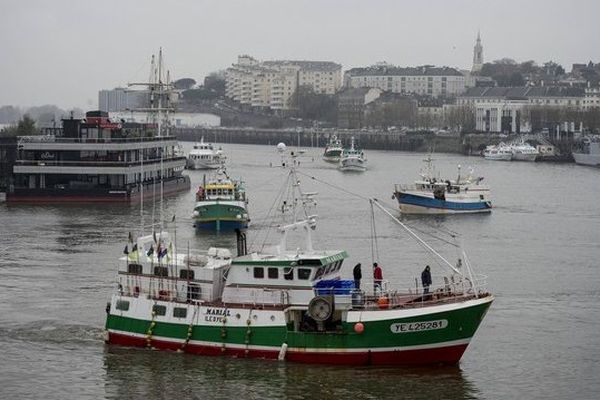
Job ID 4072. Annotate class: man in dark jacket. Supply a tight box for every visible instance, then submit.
[353,263,362,290]
[421,265,432,294]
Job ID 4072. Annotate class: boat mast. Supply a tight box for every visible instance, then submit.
[371,199,463,276]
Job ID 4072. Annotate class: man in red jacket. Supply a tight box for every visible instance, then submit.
[373,262,383,294]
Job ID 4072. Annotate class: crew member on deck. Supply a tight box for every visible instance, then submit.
[353,263,362,290]
[421,265,432,295]
[373,262,383,294]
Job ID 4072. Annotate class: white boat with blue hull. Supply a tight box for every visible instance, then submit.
[393,157,492,215]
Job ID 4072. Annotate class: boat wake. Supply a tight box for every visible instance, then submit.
[0,320,105,346]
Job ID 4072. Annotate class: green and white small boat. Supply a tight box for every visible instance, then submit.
[192,168,249,231]
[105,153,493,366]
[322,135,343,163]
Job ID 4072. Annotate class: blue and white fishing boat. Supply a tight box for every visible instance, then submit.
[392,157,492,214]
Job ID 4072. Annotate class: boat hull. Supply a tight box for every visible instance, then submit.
[193,201,249,231]
[105,295,493,366]
[483,153,512,161]
[186,159,222,170]
[7,176,190,204]
[322,156,341,163]
[396,192,492,214]
[512,153,538,162]
[573,153,600,167]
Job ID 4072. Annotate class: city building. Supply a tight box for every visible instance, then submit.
[337,87,382,129]
[344,65,466,98]
[583,87,600,110]
[225,55,342,111]
[458,86,585,133]
[98,88,151,112]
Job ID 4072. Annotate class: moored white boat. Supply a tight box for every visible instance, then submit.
[483,143,512,161]
[510,141,539,162]
[187,138,225,170]
[573,136,600,167]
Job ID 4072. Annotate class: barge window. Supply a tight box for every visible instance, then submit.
[173,307,187,318]
[152,304,167,316]
[116,300,130,311]
[283,267,293,280]
[128,263,143,274]
[180,269,195,280]
[297,268,312,280]
[253,267,264,278]
[154,266,169,277]
[268,267,279,279]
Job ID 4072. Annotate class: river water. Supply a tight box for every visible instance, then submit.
[1,143,599,399]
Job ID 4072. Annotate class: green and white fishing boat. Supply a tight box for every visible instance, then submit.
[322,134,343,163]
[192,168,249,231]
[105,152,493,366]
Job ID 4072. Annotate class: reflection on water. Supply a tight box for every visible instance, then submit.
[103,346,478,400]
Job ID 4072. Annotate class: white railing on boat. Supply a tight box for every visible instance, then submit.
[347,274,489,310]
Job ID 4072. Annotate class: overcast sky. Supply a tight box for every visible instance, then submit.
[1,0,599,109]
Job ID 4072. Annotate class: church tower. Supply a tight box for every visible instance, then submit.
[472,31,483,72]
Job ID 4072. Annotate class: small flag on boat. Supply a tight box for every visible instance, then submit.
[123,245,129,255]
[128,244,139,262]
[159,248,168,259]
[153,231,157,244]
[167,242,173,262]
[171,215,176,222]
[146,245,154,257]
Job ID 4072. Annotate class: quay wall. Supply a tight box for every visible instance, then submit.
[174,128,494,155]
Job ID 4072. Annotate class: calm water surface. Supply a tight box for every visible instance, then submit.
[1,143,599,399]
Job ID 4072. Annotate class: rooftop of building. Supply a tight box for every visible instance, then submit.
[346,65,464,77]
[338,87,381,100]
[263,60,342,71]
[461,86,585,98]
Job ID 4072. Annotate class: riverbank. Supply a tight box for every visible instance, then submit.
[174,127,572,160]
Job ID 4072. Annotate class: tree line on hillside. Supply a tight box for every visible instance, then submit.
[479,59,566,86]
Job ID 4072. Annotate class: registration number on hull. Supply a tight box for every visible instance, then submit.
[390,319,448,333]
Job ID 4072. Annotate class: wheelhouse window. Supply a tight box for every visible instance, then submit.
[314,266,325,280]
[116,300,130,311]
[152,304,167,316]
[154,266,169,277]
[173,307,187,318]
[253,267,264,278]
[180,269,195,280]
[297,268,312,280]
[268,267,279,279]
[128,263,143,274]
[283,267,294,280]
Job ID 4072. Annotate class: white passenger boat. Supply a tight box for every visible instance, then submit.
[510,141,539,162]
[187,138,225,170]
[483,143,512,161]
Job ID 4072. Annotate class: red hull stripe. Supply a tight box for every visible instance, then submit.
[107,331,467,366]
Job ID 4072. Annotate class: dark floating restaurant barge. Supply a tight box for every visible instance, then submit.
[7,111,190,203]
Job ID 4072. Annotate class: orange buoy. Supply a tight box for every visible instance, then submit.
[354,322,365,334]
[377,296,390,309]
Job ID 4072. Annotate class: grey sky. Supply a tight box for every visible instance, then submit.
[1,0,599,109]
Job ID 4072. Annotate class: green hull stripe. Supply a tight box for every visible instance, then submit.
[106,300,491,350]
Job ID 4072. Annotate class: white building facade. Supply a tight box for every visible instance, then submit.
[225,55,342,111]
[344,66,466,98]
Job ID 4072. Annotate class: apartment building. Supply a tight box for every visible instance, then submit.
[344,65,466,98]
[225,56,342,111]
